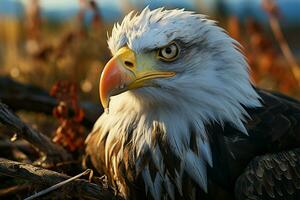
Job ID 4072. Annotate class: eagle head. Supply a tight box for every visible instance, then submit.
[88,7,261,199]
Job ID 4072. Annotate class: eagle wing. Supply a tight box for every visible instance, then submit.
[235,148,300,200]
[232,89,300,200]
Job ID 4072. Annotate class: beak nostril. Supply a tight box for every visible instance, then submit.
[124,61,134,68]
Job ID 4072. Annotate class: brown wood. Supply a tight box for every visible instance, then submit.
[0,158,121,200]
[0,102,72,165]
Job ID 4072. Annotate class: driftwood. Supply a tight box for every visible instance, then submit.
[0,158,121,200]
[0,76,102,128]
[0,102,72,165]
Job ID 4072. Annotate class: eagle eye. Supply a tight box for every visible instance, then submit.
[157,42,180,61]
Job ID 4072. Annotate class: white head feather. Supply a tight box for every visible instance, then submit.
[92,7,261,200]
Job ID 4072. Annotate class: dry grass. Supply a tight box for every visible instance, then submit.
[0,1,111,103]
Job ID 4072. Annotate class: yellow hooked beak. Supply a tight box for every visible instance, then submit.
[99,47,175,109]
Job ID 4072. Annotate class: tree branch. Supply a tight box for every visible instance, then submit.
[0,158,121,200]
[0,102,72,165]
[0,184,30,198]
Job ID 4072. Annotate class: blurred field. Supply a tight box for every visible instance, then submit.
[1,0,300,103]
[0,0,112,103]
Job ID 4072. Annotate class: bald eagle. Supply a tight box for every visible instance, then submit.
[86,8,300,200]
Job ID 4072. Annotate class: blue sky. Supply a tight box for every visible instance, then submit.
[2,0,300,25]
[19,0,195,11]
[20,0,118,10]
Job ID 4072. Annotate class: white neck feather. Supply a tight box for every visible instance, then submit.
[93,79,261,199]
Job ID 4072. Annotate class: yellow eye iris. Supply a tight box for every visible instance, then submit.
[158,42,180,61]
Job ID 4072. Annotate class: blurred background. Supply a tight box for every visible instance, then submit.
[0,0,300,102]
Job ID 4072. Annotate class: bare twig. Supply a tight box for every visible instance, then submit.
[0,102,72,165]
[24,169,91,200]
[0,158,121,200]
[262,0,300,87]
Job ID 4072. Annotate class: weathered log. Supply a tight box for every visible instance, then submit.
[0,158,121,200]
[0,102,72,164]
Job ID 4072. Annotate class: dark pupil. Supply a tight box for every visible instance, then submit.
[165,47,172,54]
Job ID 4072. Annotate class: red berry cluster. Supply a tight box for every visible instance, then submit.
[50,81,85,152]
